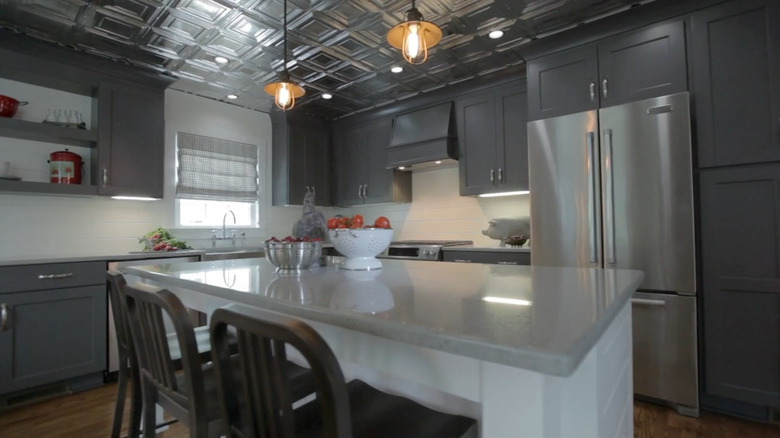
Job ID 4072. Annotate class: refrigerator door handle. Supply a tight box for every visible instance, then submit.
[604,128,616,264]
[586,131,599,263]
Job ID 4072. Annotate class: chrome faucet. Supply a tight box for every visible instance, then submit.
[223,210,236,245]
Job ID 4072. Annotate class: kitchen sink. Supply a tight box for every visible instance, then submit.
[201,246,266,261]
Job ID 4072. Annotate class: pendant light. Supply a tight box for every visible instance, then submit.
[387,0,443,65]
[264,0,304,110]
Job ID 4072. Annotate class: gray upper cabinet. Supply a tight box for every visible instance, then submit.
[272,111,332,206]
[98,80,166,199]
[527,45,599,121]
[457,80,528,196]
[0,262,107,396]
[527,20,687,121]
[699,163,780,409]
[334,117,411,207]
[691,0,780,168]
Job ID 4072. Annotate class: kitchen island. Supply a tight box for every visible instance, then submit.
[123,258,643,437]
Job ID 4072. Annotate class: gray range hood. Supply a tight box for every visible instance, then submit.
[387,102,458,170]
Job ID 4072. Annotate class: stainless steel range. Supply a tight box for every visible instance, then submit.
[380,240,473,261]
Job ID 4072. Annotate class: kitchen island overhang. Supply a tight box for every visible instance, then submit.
[123,259,643,437]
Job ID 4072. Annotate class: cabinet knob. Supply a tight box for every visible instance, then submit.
[1,303,9,332]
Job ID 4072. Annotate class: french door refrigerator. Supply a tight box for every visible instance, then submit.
[528,92,698,416]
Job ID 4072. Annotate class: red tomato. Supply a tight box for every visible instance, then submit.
[351,214,364,228]
[374,216,391,229]
[327,218,339,229]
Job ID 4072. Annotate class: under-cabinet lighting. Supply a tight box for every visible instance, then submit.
[478,190,530,198]
[110,196,160,201]
[434,160,442,164]
[322,93,333,99]
[397,166,407,170]
[489,30,504,39]
[483,297,532,306]
[226,94,238,100]
[391,66,404,73]
[214,56,229,64]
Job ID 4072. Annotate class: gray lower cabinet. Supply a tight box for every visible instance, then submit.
[98,80,166,199]
[690,0,780,168]
[699,163,780,409]
[334,117,411,206]
[457,80,528,196]
[527,19,687,121]
[0,262,107,396]
[442,250,530,265]
[271,111,332,206]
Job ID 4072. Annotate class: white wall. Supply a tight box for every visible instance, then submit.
[0,88,528,259]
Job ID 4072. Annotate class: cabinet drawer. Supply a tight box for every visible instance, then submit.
[442,250,530,265]
[0,261,105,294]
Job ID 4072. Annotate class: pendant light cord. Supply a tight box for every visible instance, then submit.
[283,0,288,69]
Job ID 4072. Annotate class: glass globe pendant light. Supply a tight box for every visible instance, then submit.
[387,0,443,65]
[264,0,304,110]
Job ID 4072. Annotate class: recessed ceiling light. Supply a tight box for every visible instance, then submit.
[489,30,504,39]
[322,93,333,99]
[227,94,238,100]
[214,56,229,64]
[391,66,403,73]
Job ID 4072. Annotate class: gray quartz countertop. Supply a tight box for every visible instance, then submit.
[124,258,642,377]
[0,250,207,267]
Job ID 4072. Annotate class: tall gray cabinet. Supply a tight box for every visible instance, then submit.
[692,0,780,411]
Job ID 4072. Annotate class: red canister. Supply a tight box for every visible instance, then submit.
[49,149,83,184]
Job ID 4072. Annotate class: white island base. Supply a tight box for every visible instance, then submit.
[282,300,632,438]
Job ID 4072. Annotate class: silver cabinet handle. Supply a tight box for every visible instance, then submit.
[602,77,608,99]
[490,169,495,183]
[1,303,9,332]
[452,259,471,263]
[589,81,596,102]
[497,168,503,184]
[102,167,108,186]
[362,184,368,199]
[586,132,599,263]
[357,184,363,199]
[632,298,666,307]
[38,273,74,280]
[604,129,616,265]
[496,261,518,265]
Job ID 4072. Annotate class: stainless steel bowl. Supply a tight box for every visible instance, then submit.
[264,241,322,271]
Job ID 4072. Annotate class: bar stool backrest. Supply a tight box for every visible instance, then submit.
[210,305,352,438]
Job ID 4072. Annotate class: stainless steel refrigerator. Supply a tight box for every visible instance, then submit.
[528,92,698,416]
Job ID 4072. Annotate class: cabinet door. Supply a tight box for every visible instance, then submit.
[277,116,332,206]
[98,81,165,198]
[303,118,332,206]
[699,164,780,408]
[496,84,529,193]
[363,117,396,204]
[597,20,687,108]
[457,92,497,195]
[526,44,599,121]
[0,286,107,395]
[334,126,366,206]
[691,0,780,167]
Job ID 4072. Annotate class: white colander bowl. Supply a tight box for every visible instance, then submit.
[328,228,393,270]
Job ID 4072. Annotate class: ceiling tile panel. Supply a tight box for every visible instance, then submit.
[0,0,658,118]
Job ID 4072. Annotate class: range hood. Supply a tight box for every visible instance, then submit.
[387,102,458,170]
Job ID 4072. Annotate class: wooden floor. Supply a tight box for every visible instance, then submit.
[1,382,779,437]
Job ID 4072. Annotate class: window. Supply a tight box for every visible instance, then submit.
[175,132,260,228]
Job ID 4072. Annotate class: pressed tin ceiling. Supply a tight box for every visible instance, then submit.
[0,0,653,119]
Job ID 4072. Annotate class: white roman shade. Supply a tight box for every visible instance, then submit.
[176,132,259,202]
